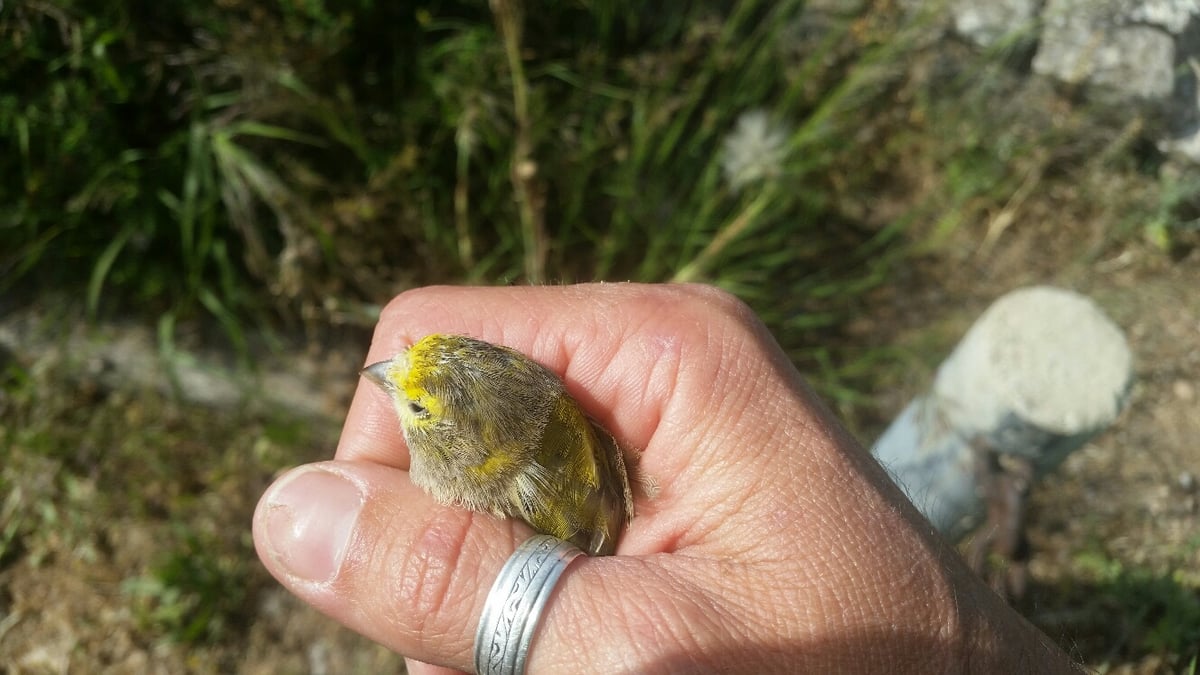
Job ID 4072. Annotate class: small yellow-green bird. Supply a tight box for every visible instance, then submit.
[362,334,634,556]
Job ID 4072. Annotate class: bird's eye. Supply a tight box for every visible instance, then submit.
[408,401,427,415]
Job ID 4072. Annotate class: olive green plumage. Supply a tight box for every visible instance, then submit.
[362,334,633,555]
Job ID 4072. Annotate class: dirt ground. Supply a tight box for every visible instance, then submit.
[1,202,1197,672]
[876,216,1200,673]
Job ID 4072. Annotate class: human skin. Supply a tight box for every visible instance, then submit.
[253,283,1083,674]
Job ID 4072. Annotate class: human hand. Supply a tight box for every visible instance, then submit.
[253,284,1081,673]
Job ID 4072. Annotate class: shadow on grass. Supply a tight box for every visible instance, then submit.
[1023,570,1200,670]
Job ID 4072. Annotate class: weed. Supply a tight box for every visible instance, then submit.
[1,1,929,398]
[123,529,251,644]
[1065,548,1200,667]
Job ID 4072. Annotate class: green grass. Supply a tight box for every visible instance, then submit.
[0,347,332,650]
[4,1,1183,401]
[1055,547,1200,669]
[0,1,938,400]
[2,1,1197,666]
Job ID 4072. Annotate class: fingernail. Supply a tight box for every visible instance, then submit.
[260,467,364,583]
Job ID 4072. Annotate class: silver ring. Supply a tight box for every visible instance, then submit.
[474,535,584,675]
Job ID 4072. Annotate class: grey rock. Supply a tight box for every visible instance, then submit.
[951,0,1039,47]
[1033,1,1179,100]
[1031,0,1200,160]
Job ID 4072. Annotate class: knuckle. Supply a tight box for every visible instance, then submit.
[659,284,767,345]
[377,286,441,328]
[661,284,760,328]
[382,508,478,640]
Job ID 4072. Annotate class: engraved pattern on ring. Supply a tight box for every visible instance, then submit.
[476,536,568,674]
[487,537,553,672]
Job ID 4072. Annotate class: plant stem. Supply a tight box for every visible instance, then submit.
[673,188,775,283]
[491,0,546,283]
[454,107,477,271]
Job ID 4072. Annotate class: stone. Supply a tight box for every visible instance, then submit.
[951,0,1039,47]
[1033,1,1178,100]
[1030,0,1200,161]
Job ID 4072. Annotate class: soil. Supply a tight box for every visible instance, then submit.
[3,223,1196,674]
[869,214,1200,673]
[3,70,1199,675]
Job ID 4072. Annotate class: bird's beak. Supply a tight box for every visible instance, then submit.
[360,361,391,389]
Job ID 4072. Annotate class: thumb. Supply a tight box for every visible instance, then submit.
[252,460,674,672]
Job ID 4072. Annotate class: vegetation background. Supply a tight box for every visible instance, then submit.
[1,0,1198,672]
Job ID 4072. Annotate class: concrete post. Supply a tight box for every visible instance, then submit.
[871,286,1133,543]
